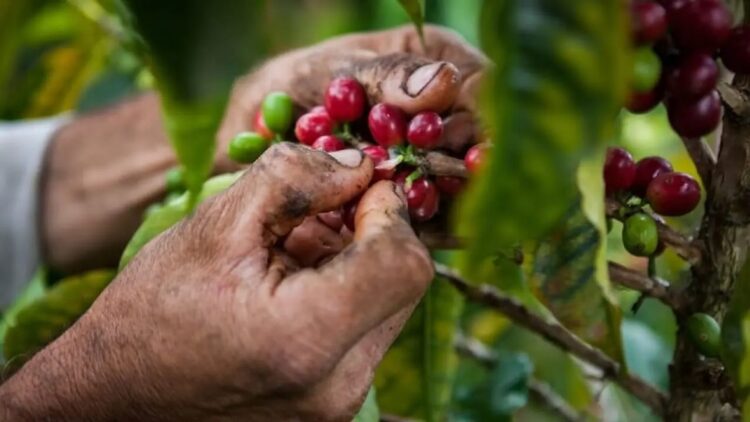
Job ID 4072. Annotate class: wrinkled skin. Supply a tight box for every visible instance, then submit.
[7,26,488,420]
[0,144,433,420]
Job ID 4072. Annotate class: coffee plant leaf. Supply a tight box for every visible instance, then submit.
[117,0,268,198]
[396,0,425,45]
[721,256,750,405]
[2,269,115,371]
[374,251,463,421]
[458,0,628,284]
[119,171,242,270]
[0,267,48,363]
[353,387,380,422]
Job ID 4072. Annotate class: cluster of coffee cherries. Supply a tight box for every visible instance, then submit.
[604,146,701,256]
[627,0,750,137]
[228,77,487,227]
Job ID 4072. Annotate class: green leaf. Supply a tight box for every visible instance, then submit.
[396,0,425,47]
[117,0,268,199]
[120,171,242,270]
[451,352,533,421]
[721,256,750,404]
[0,267,48,361]
[352,387,380,422]
[3,269,115,371]
[374,251,463,421]
[458,0,628,282]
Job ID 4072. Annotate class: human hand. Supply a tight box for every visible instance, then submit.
[2,143,434,421]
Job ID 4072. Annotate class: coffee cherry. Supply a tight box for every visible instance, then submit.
[666,90,721,138]
[311,135,345,152]
[622,213,659,257]
[325,77,366,122]
[393,171,440,222]
[262,92,293,134]
[310,105,327,115]
[368,103,407,147]
[631,1,667,45]
[295,112,334,145]
[632,48,662,93]
[685,313,721,358]
[465,144,487,173]
[165,166,186,193]
[228,132,268,164]
[721,26,750,74]
[646,172,701,216]
[667,53,718,99]
[362,145,394,181]
[253,111,274,140]
[670,0,732,52]
[604,147,636,194]
[626,85,664,113]
[407,112,443,149]
[411,186,440,222]
[658,0,688,15]
[435,176,465,196]
[632,156,673,197]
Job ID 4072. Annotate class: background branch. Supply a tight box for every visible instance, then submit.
[436,262,667,416]
[608,261,685,312]
[680,137,716,187]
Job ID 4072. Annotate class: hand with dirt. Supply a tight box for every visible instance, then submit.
[41,25,486,274]
[0,143,434,420]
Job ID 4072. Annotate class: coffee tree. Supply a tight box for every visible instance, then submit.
[4,0,750,420]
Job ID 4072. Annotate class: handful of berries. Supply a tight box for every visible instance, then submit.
[228,76,487,228]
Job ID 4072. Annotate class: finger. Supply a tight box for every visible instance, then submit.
[283,216,345,267]
[350,53,461,114]
[225,144,373,248]
[437,111,477,152]
[275,181,434,352]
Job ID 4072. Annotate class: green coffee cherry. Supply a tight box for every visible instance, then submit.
[632,47,661,93]
[165,167,186,193]
[622,213,659,256]
[685,313,721,358]
[262,91,293,134]
[228,132,268,164]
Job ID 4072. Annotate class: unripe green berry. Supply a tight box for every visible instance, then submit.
[228,132,268,164]
[685,313,721,358]
[622,213,658,256]
[632,48,661,93]
[262,91,293,134]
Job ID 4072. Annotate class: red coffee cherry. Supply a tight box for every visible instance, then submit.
[666,90,721,138]
[253,110,275,140]
[604,147,636,194]
[667,53,718,99]
[407,112,443,149]
[721,26,750,74]
[324,77,366,122]
[631,1,668,45]
[632,156,673,197]
[362,145,394,181]
[368,103,407,147]
[646,172,701,216]
[295,112,334,145]
[311,135,346,152]
[435,176,466,196]
[464,144,487,173]
[670,0,732,52]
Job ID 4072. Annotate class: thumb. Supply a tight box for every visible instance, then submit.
[349,53,461,114]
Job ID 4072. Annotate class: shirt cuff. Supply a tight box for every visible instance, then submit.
[0,115,71,309]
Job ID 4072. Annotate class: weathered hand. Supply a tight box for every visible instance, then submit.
[1,143,434,421]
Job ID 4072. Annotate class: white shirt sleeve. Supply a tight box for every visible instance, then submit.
[0,116,71,309]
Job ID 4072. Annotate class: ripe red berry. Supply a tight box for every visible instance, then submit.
[411,184,440,222]
[646,172,701,216]
[464,144,487,173]
[325,77,366,122]
[670,0,732,52]
[631,1,668,45]
[253,111,275,140]
[667,53,718,99]
[362,145,394,181]
[407,112,443,149]
[295,112,333,145]
[368,103,407,147]
[626,88,663,113]
[658,0,688,15]
[604,147,636,194]
[666,90,721,138]
[435,176,465,196]
[311,135,345,152]
[632,156,673,197]
[721,26,750,74]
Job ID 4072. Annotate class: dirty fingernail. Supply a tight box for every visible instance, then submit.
[330,149,364,168]
[406,62,446,96]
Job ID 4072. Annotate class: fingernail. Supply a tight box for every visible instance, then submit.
[330,149,364,168]
[406,62,445,96]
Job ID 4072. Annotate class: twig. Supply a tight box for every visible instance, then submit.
[608,261,685,312]
[435,262,668,416]
[680,137,716,187]
[418,230,464,249]
[454,333,583,422]
[421,151,468,178]
[717,82,750,117]
[606,199,702,265]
